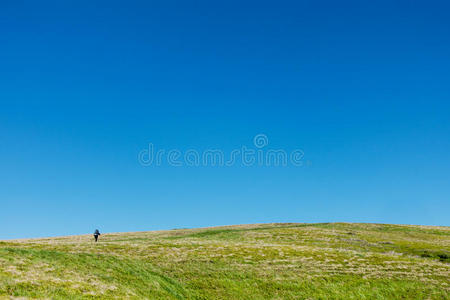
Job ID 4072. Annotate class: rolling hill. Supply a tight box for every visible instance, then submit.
[1,223,449,299]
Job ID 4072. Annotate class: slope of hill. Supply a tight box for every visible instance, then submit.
[0,223,449,299]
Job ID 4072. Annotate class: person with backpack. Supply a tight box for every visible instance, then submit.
[93,229,101,242]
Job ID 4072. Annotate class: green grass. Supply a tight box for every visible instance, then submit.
[1,223,449,299]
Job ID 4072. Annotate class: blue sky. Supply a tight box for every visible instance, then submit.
[1,1,449,239]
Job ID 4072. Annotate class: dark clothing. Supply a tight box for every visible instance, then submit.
[93,229,101,242]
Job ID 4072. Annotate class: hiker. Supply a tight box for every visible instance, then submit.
[93,229,101,242]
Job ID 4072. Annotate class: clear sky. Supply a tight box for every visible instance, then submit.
[1,1,449,239]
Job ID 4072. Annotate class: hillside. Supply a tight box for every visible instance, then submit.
[0,223,449,299]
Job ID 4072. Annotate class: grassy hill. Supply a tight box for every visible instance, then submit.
[0,223,449,299]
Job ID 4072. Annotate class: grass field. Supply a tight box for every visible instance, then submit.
[0,223,449,299]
